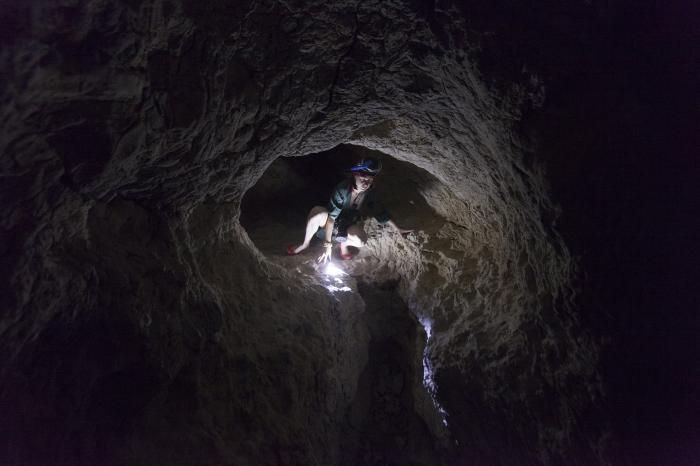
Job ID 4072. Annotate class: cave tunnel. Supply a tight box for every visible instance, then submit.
[241,145,445,264]
[1,1,698,465]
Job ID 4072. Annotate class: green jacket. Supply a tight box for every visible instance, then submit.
[327,179,391,224]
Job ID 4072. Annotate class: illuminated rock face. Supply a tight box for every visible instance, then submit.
[1,1,612,464]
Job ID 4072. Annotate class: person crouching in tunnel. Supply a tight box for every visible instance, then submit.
[287,157,412,262]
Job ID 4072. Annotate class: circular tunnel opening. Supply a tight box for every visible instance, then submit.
[241,143,447,271]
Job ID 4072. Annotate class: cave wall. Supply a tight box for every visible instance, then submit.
[1,0,613,464]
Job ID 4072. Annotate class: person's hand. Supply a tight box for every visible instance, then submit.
[317,242,333,263]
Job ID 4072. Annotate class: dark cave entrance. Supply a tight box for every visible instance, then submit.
[240,143,443,261]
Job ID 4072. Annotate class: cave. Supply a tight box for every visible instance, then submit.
[1,1,697,465]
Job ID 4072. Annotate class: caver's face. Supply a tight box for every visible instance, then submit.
[353,173,375,192]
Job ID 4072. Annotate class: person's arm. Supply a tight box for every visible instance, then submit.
[317,217,334,263]
[324,217,335,242]
[318,182,346,263]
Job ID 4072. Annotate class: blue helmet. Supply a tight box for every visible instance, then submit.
[349,157,382,175]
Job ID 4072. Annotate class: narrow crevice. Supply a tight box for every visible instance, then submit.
[340,280,449,466]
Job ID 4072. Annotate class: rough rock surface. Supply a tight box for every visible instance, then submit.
[0,0,615,464]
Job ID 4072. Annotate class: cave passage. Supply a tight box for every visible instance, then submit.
[241,144,446,271]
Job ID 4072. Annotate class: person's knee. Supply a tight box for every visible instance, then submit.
[308,206,328,224]
[347,234,365,247]
[347,226,367,246]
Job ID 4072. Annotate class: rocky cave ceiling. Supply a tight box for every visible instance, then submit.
[1,0,698,465]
